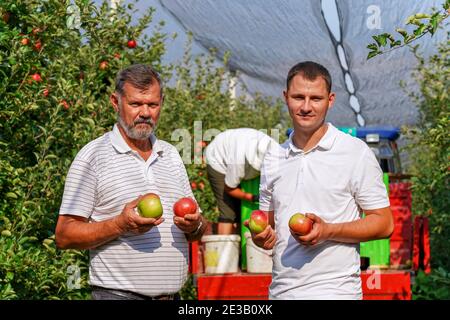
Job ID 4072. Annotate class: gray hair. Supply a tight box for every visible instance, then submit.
[115,64,163,96]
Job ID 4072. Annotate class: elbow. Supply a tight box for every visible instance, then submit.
[381,214,395,239]
[55,225,72,250]
[55,233,68,250]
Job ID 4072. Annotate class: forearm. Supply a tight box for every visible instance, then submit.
[224,185,253,201]
[56,216,123,250]
[326,211,394,244]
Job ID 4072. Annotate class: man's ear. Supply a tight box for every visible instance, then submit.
[328,92,336,110]
[283,90,288,104]
[110,92,119,113]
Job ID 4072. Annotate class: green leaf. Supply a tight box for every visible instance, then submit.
[396,28,408,38]
[6,192,18,199]
[429,15,439,35]
[367,43,378,51]
[372,34,388,47]
[367,50,380,60]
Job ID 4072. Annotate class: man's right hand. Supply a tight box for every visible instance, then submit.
[243,219,276,250]
[114,195,165,235]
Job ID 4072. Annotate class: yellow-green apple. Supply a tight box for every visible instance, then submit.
[137,193,163,218]
[249,210,268,234]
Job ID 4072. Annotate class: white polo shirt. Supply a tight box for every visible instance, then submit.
[205,128,277,188]
[59,124,196,297]
[259,123,390,300]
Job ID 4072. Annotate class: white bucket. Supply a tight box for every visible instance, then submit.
[245,232,273,273]
[201,235,241,274]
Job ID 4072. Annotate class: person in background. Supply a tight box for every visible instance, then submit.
[205,128,277,234]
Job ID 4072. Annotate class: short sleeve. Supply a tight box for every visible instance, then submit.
[258,154,274,211]
[59,158,97,218]
[351,148,390,210]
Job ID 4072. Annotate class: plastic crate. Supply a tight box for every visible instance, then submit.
[360,173,391,268]
[240,177,260,270]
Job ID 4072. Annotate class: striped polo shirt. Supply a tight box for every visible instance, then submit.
[59,124,196,296]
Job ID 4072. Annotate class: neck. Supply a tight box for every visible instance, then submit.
[117,124,152,153]
[292,122,328,152]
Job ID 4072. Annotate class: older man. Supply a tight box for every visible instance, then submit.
[55,64,207,300]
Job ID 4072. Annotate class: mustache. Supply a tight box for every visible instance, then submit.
[134,118,154,125]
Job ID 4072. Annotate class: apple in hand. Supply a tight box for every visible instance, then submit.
[289,213,313,236]
[248,210,268,234]
[137,193,163,218]
[173,197,197,218]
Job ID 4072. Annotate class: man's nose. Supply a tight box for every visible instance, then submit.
[300,99,312,113]
[139,105,152,117]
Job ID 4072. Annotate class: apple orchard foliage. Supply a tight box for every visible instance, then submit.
[0,1,287,299]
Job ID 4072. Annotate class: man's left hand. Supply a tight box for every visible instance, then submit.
[173,210,202,234]
[290,213,330,246]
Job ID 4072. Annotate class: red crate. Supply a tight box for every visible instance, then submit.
[197,273,271,300]
[391,205,411,222]
[391,221,413,241]
[196,271,411,300]
[361,271,411,300]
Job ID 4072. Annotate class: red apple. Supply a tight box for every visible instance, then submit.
[43,88,49,97]
[137,193,163,218]
[114,52,121,59]
[60,100,70,110]
[127,39,137,48]
[21,38,29,46]
[191,182,197,190]
[288,213,313,236]
[198,182,205,190]
[248,210,268,234]
[31,73,42,82]
[33,40,42,51]
[173,197,197,218]
[99,61,108,70]
[32,28,42,35]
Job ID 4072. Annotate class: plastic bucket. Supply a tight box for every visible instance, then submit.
[201,235,241,274]
[244,232,273,273]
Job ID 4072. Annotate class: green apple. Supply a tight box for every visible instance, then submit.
[137,193,163,218]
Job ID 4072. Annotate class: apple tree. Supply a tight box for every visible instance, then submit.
[0,0,288,299]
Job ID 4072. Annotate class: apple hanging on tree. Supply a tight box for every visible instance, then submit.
[99,61,108,70]
[127,39,137,48]
[31,73,42,82]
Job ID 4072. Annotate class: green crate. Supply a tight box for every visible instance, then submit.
[240,177,260,271]
[360,173,390,268]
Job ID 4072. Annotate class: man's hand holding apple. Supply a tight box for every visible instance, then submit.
[114,194,165,235]
[290,213,330,246]
[244,219,276,250]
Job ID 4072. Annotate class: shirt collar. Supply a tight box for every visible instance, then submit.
[286,123,337,157]
[111,123,163,156]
